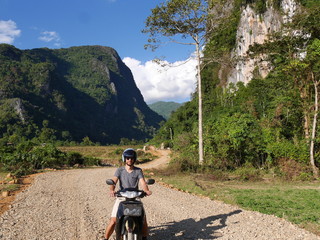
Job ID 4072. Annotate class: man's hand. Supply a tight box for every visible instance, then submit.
[109,190,116,197]
[145,190,152,196]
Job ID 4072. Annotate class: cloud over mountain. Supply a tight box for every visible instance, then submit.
[123,56,197,103]
[0,20,21,44]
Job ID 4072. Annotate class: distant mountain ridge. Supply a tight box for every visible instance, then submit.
[148,101,183,120]
[0,44,164,144]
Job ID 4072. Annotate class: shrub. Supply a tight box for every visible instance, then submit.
[0,141,101,177]
[83,156,101,166]
[114,148,124,155]
[234,164,262,181]
[266,139,309,165]
[66,152,84,166]
[277,158,311,180]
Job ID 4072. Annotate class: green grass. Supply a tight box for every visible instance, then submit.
[0,171,20,193]
[153,173,320,236]
[0,172,7,181]
[231,188,320,224]
[0,183,19,192]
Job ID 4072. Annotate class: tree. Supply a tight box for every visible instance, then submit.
[306,39,320,178]
[246,2,320,178]
[143,0,210,164]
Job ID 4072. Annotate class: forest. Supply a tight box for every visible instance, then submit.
[151,0,320,179]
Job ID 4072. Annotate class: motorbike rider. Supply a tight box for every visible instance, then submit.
[104,148,152,240]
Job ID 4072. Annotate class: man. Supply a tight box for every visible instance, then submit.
[104,148,152,240]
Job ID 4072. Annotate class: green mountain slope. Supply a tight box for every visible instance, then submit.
[0,44,164,144]
[148,101,183,120]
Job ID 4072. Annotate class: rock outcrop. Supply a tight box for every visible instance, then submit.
[227,0,298,84]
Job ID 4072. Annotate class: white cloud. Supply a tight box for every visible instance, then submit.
[123,56,197,103]
[0,20,21,44]
[39,31,61,47]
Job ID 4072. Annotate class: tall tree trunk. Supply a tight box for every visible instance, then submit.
[303,112,310,140]
[300,87,310,140]
[310,73,319,178]
[196,42,204,165]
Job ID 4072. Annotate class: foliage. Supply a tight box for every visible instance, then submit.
[148,101,184,120]
[0,141,101,177]
[152,0,320,177]
[143,0,208,51]
[0,44,164,145]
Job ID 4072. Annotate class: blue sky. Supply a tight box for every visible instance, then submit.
[0,0,197,103]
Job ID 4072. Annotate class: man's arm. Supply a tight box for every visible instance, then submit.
[139,178,152,196]
[109,176,118,197]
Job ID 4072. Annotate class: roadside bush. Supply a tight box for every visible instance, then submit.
[0,141,101,177]
[277,158,312,180]
[234,164,262,181]
[266,139,309,165]
[296,172,314,181]
[66,152,84,166]
[114,148,124,155]
[62,151,101,167]
[83,156,101,166]
[30,144,65,169]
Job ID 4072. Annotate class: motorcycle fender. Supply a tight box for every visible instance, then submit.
[121,216,144,235]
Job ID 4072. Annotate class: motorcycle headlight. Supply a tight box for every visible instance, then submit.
[120,191,141,198]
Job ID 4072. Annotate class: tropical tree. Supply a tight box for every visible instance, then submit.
[306,39,320,178]
[143,0,210,164]
[247,3,320,178]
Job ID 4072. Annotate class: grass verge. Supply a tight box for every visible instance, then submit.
[151,172,320,236]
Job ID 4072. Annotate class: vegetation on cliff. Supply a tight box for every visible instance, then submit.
[151,0,320,179]
[0,45,164,145]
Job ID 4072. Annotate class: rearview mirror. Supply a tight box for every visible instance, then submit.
[106,179,116,185]
[146,179,155,185]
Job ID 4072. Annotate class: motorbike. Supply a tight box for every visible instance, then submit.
[106,178,155,240]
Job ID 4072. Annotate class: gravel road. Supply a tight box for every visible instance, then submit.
[0,151,319,240]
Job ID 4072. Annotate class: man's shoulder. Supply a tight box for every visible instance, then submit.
[115,166,125,174]
[133,166,142,171]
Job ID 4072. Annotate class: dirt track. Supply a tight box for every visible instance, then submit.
[0,149,319,240]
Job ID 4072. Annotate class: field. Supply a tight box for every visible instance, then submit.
[154,173,320,236]
[58,145,155,166]
[58,145,125,165]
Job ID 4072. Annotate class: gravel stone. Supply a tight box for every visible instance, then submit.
[0,166,319,240]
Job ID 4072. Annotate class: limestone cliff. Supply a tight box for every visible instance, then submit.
[227,0,298,84]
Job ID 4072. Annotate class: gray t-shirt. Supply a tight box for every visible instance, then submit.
[114,166,144,190]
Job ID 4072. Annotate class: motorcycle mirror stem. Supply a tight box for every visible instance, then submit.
[106,179,116,185]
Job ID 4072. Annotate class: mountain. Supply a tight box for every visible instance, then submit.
[0,44,164,144]
[148,101,183,120]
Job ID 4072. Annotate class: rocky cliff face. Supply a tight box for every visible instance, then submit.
[0,44,164,144]
[227,0,298,84]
